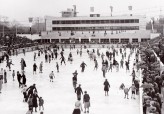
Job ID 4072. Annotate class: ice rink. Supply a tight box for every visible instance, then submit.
[0,47,140,114]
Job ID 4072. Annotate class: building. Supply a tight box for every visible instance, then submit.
[41,9,152,44]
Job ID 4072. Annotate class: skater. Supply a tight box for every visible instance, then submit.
[45,53,48,63]
[4,70,7,83]
[72,70,78,90]
[104,79,110,96]
[120,59,124,68]
[0,68,3,93]
[102,62,106,77]
[17,71,22,88]
[129,84,137,99]
[32,91,39,112]
[55,51,58,59]
[75,84,83,100]
[34,52,36,61]
[56,62,59,72]
[120,83,130,99]
[94,59,98,70]
[125,61,129,72]
[22,72,27,87]
[20,58,26,72]
[33,63,38,75]
[80,61,87,72]
[80,49,82,57]
[12,70,15,81]
[72,98,83,114]
[21,85,28,102]
[68,52,73,64]
[60,56,66,65]
[108,61,113,72]
[83,91,90,113]
[49,71,55,82]
[39,97,44,111]
[6,60,14,71]
[26,84,38,99]
[77,49,79,55]
[39,61,43,73]
[49,54,51,63]
[27,96,33,114]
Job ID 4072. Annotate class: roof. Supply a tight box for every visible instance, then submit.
[45,15,146,21]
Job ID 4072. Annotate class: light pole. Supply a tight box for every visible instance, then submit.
[110,6,113,17]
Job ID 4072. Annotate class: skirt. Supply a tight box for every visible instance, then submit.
[84,102,90,108]
[72,109,81,114]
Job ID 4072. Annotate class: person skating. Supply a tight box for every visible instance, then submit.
[32,91,39,112]
[39,61,43,73]
[49,54,51,63]
[125,61,129,72]
[129,84,137,99]
[80,61,87,72]
[33,63,38,75]
[21,72,26,87]
[94,59,98,70]
[6,60,14,71]
[27,96,33,114]
[34,52,36,61]
[120,59,124,68]
[56,62,59,72]
[39,97,44,111]
[4,70,7,83]
[108,61,113,72]
[104,79,110,96]
[49,71,55,82]
[55,51,58,59]
[17,71,22,88]
[83,91,90,113]
[12,70,15,81]
[20,58,26,72]
[60,56,66,65]
[21,85,28,102]
[45,53,48,63]
[72,98,83,114]
[102,61,106,77]
[0,68,3,93]
[80,49,82,57]
[75,84,83,100]
[26,84,37,99]
[72,70,78,90]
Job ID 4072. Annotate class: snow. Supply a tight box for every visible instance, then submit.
[0,47,140,114]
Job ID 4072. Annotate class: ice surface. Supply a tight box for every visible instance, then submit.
[0,47,140,114]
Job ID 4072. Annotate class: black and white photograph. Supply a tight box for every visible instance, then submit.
[0,0,164,114]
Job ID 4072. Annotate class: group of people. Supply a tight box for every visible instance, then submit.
[0,43,141,114]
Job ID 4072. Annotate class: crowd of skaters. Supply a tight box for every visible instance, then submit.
[0,43,140,114]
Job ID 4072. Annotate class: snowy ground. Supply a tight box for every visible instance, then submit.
[0,47,140,114]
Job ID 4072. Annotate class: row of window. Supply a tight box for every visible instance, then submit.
[52,26,139,31]
[45,38,150,44]
[52,19,139,24]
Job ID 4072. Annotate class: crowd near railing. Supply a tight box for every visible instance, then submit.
[139,37,164,114]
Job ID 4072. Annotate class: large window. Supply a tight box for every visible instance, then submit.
[110,39,119,44]
[141,38,150,42]
[52,19,139,25]
[52,26,139,31]
[132,38,138,43]
[81,39,89,44]
[100,39,109,44]
[121,39,129,44]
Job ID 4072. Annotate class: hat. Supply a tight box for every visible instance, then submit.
[73,70,78,75]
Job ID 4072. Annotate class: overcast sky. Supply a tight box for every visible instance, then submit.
[0,0,164,25]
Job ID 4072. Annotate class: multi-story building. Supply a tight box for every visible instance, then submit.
[41,8,151,44]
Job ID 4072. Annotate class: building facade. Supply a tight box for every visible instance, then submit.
[41,13,151,44]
